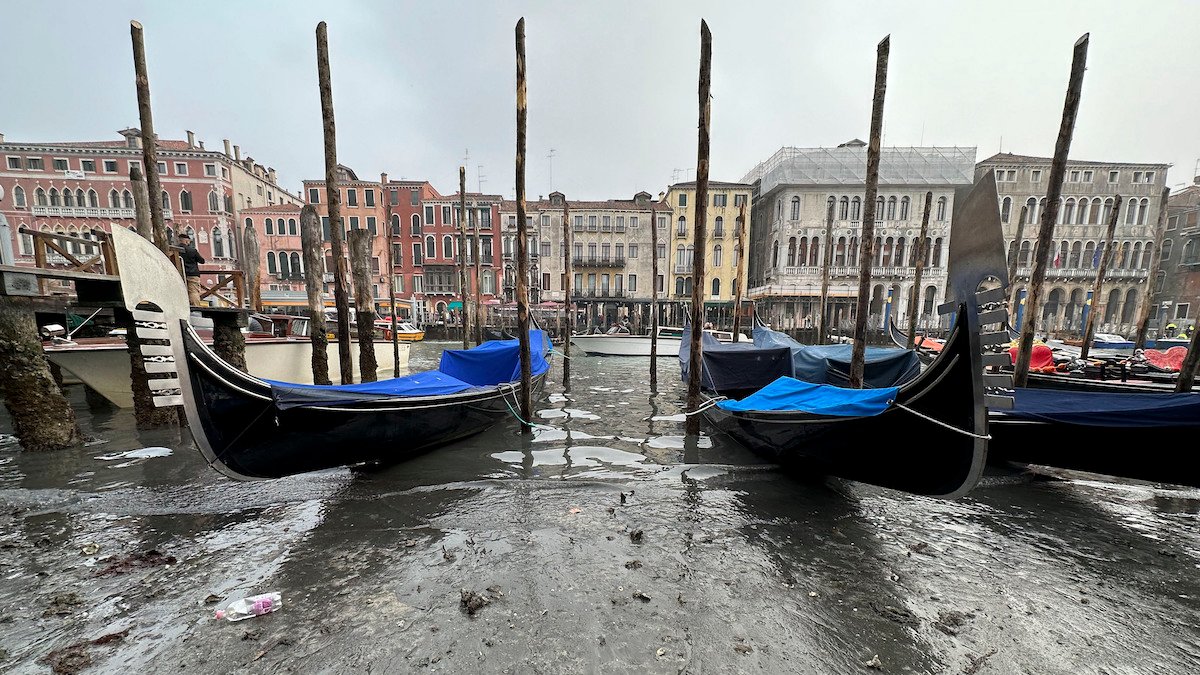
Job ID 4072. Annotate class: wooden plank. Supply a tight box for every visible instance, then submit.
[983,374,1014,389]
[982,352,1013,368]
[979,331,1011,347]
[985,395,1014,410]
[978,308,1008,326]
[0,265,120,283]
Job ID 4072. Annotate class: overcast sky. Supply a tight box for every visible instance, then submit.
[3,1,1198,200]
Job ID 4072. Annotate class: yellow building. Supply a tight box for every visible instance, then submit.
[661,180,753,317]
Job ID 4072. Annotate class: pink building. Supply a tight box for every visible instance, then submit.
[240,203,306,309]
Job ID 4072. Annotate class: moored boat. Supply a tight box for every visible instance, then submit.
[570,325,749,357]
[108,226,549,480]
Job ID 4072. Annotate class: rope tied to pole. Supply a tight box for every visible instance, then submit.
[893,402,991,440]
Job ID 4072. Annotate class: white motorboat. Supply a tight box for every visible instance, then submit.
[44,335,410,408]
[569,326,749,357]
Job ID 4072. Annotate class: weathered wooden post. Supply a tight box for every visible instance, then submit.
[650,203,660,391]
[0,298,83,450]
[457,167,471,349]
[1006,205,1028,326]
[817,198,835,344]
[561,196,572,387]
[731,202,747,342]
[1177,321,1200,393]
[685,20,713,436]
[386,200,400,377]
[211,313,247,371]
[1135,188,1172,350]
[299,204,331,385]
[316,21,354,384]
[131,167,153,241]
[243,219,262,313]
[1014,34,1088,388]
[1080,195,1123,361]
[472,204,484,345]
[348,229,377,382]
[514,17,533,431]
[906,191,933,349]
[849,36,890,389]
[130,20,169,255]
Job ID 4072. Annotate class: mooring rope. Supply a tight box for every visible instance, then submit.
[893,402,991,440]
[684,396,727,417]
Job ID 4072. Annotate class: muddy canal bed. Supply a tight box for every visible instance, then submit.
[1,342,1198,673]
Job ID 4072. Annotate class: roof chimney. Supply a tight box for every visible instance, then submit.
[1194,175,1200,185]
[0,132,5,143]
[268,168,277,184]
[233,145,241,161]
[380,172,388,184]
[186,130,195,148]
[198,140,205,150]
[223,139,232,157]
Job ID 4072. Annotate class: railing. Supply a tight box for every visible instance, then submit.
[673,264,693,273]
[573,255,625,267]
[777,265,948,278]
[166,249,245,308]
[1014,266,1148,281]
[573,289,626,299]
[31,205,174,220]
[18,227,118,293]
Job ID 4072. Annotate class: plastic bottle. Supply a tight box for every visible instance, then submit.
[213,592,282,621]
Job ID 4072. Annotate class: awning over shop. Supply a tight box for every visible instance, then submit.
[448,301,464,309]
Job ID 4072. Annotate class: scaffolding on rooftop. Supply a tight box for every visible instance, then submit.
[742,146,978,195]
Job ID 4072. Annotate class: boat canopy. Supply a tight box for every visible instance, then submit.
[269,330,550,409]
[1006,388,1200,428]
[717,376,898,416]
[680,324,921,391]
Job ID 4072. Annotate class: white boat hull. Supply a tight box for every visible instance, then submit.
[45,340,410,408]
[569,334,683,357]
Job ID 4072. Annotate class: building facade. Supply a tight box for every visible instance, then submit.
[239,203,305,308]
[742,142,974,331]
[420,190,503,324]
[976,152,1170,336]
[1155,178,1200,333]
[302,165,390,311]
[659,181,753,324]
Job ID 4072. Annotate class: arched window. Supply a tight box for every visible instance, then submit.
[443,235,454,259]
[482,270,495,294]
[838,196,849,220]
[850,197,862,221]
[1137,198,1149,225]
[277,249,290,277]
[875,196,885,221]
[932,237,944,268]
[882,237,894,266]
[1131,242,1143,268]
[180,190,192,212]
[848,236,859,264]
[1076,198,1089,225]
[411,214,421,235]
[1101,198,1113,225]
[886,196,896,220]
[265,218,274,235]
[267,251,277,274]
[208,191,220,213]
[291,252,301,275]
[809,236,819,266]
[76,189,85,206]
[1125,199,1138,225]
[715,216,724,236]
[790,197,801,220]
[425,235,435,259]
[1089,198,1103,225]
[711,278,721,297]
[87,189,98,208]
[900,196,910,220]
[49,188,60,206]
[13,186,25,207]
[776,199,783,219]
[873,235,884,266]
[675,277,685,296]
[122,190,133,208]
[1141,241,1154,268]
[1083,241,1096,269]
[212,227,225,258]
[161,191,170,210]
[836,237,847,266]
[895,237,905,267]
[1019,240,1032,267]
[391,214,401,235]
[1163,239,1175,263]
[677,216,687,236]
[1069,240,1082,268]
[936,197,947,221]
[289,218,298,235]
[1025,197,1037,224]
[36,188,48,206]
[786,237,797,266]
[771,240,779,267]
[685,277,693,295]
[712,244,723,268]
[1061,198,1074,225]
[63,189,74,207]
[244,217,253,232]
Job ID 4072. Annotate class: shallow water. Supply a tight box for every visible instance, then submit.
[1,341,1198,673]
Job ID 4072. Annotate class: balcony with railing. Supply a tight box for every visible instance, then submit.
[1013,265,1148,281]
[31,205,174,220]
[573,288,627,299]
[573,255,625,267]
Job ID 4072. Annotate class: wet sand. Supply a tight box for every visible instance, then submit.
[1,342,1198,673]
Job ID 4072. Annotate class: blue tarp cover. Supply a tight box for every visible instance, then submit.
[1006,388,1200,427]
[269,330,550,409]
[717,376,898,416]
[753,326,921,388]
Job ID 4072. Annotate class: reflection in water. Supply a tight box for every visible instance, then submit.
[0,344,1198,673]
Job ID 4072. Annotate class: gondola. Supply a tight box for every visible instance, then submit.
[109,227,550,480]
[684,175,1011,498]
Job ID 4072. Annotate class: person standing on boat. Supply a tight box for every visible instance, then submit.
[177,232,205,307]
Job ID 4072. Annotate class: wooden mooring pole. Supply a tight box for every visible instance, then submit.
[1014,34,1088,389]
[316,21,354,384]
[386,200,400,378]
[458,167,471,350]
[818,199,834,344]
[906,191,932,349]
[562,196,572,387]
[1006,205,1028,328]
[685,20,712,436]
[650,204,660,392]
[0,298,83,451]
[130,20,169,256]
[131,167,153,242]
[210,311,247,371]
[472,203,484,345]
[348,229,377,382]
[1080,195,1122,361]
[243,219,262,313]
[731,202,747,342]
[300,205,332,385]
[849,36,890,389]
[514,17,533,432]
